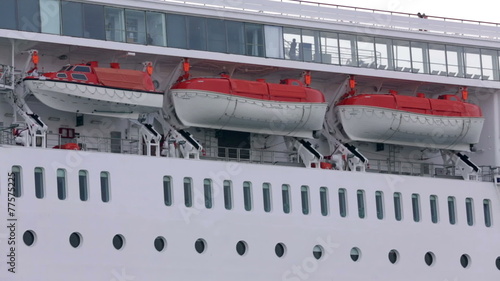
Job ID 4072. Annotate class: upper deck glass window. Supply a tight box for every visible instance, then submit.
[18,0,41,33]
[83,4,105,40]
[125,10,146,44]
[146,12,166,46]
[166,14,187,49]
[105,7,125,42]
[40,0,61,35]
[0,0,17,30]
[245,23,264,57]
[62,1,83,37]
[187,16,207,51]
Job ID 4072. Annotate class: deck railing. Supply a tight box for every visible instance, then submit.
[0,65,15,91]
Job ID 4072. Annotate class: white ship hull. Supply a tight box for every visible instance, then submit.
[336,105,485,151]
[171,89,327,139]
[24,80,163,118]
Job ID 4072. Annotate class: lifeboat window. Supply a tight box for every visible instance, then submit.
[163,176,173,206]
[34,167,44,199]
[223,180,233,210]
[73,66,91,72]
[393,192,402,221]
[263,183,272,213]
[57,169,67,200]
[448,196,457,225]
[204,179,213,209]
[301,185,310,215]
[56,73,67,78]
[357,190,365,218]
[71,73,88,81]
[465,198,474,226]
[375,191,384,220]
[483,199,492,227]
[339,188,347,217]
[183,177,193,207]
[412,194,421,222]
[100,171,110,203]
[11,165,22,198]
[79,170,89,201]
[320,187,329,216]
[282,184,291,214]
[243,181,252,211]
[430,195,439,223]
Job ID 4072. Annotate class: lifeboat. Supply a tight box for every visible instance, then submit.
[23,61,163,118]
[334,90,484,151]
[168,75,327,138]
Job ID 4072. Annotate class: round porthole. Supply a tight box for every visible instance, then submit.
[495,256,500,270]
[195,238,207,254]
[460,254,470,268]
[113,234,125,250]
[23,230,36,247]
[388,249,399,264]
[236,240,248,256]
[275,243,286,258]
[69,232,82,248]
[350,247,361,262]
[154,236,166,252]
[425,252,435,266]
[313,245,324,260]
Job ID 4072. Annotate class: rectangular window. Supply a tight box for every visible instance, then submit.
[392,40,412,70]
[375,37,393,70]
[412,194,421,222]
[78,170,88,201]
[394,192,402,221]
[339,188,347,217]
[483,199,492,227]
[245,23,264,57]
[282,184,291,214]
[163,176,173,206]
[375,191,384,220]
[204,179,213,209]
[466,197,474,226]
[224,180,232,210]
[243,181,252,211]
[11,166,22,198]
[357,190,365,218]
[430,195,439,223]
[464,48,482,78]
[226,21,245,55]
[207,18,227,53]
[263,183,272,213]
[187,16,206,51]
[17,0,41,33]
[0,0,17,30]
[105,7,125,42]
[184,177,193,207]
[34,167,44,199]
[410,41,428,74]
[40,0,61,34]
[264,25,283,59]
[301,185,310,215]
[83,4,105,40]
[57,169,66,200]
[339,33,357,66]
[357,36,376,68]
[166,14,187,49]
[320,187,329,216]
[100,171,110,203]
[125,9,146,44]
[428,43,447,75]
[446,45,465,77]
[320,31,340,65]
[146,11,166,46]
[301,29,321,62]
[448,196,456,225]
[62,1,83,37]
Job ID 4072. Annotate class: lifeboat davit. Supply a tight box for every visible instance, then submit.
[335,91,484,151]
[23,61,163,118]
[168,75,327,138]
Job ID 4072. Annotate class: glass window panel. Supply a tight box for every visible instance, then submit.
[18,0,41,33]
[62,1,82,37]
[320,187,329,216]
[429,44,447,75]
[339,34,357,66]
[83,4,105,40]
[448,196,456,225]
[320,32,339,65]
[394,192,402,221]
[184,177,193,207]
[243,181,252,211]
[464,48,481,78]
[282,184,291,214]
[226,21,244,55]
[57,169,66,200]
[357,36,376,68]
[167,14,187,49]
[481,49,496,80]
[357,190,365,219]
[34,167,44,199]
[430,195,439,223]
[245,23,264,57]
[100,171,110,203]
[301,185,310,215]
[125,10,146,44]
[483,199,492,227]
[410,41,428,74]
[11,166,22,198]
[0,0,17,30]
[224,180,233,210]
[263,183,272,212]
[163,176,172,206]
[375,191,384,220]
[207,18,226,52]
[393,40,411,71]
[105,7,125,42]
[283,27,301,60]
[412,194,420,222]
[146,12,166,46]
[339,188,347,217]
[79,170,88,201]
[466,197,474,226]
[203,179,212,209]
[301,29,321,62]
[264,25,283,59]
[446,45,465,77]
[40,0,61,34]
[187,16,206,51]
[375,37,393,70]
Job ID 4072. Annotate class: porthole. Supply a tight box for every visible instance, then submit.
[460,254,470,268]
[388,249,399,264]
[496,256,500,270]
[195,238,207,254]
[313,245,324,260]
[350,247,361,262]
[113,234,125,250]
[425,252,435,266]
[23,230,36,247]
[275,243,286,258]
[69,232,82,248]
[154,236,166,252]
[236,240,248,256]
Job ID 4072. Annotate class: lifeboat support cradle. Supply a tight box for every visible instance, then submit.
[441,150,481,181]
[132,117,161,157]
[322,132,368,172]
[293,138,323,168]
